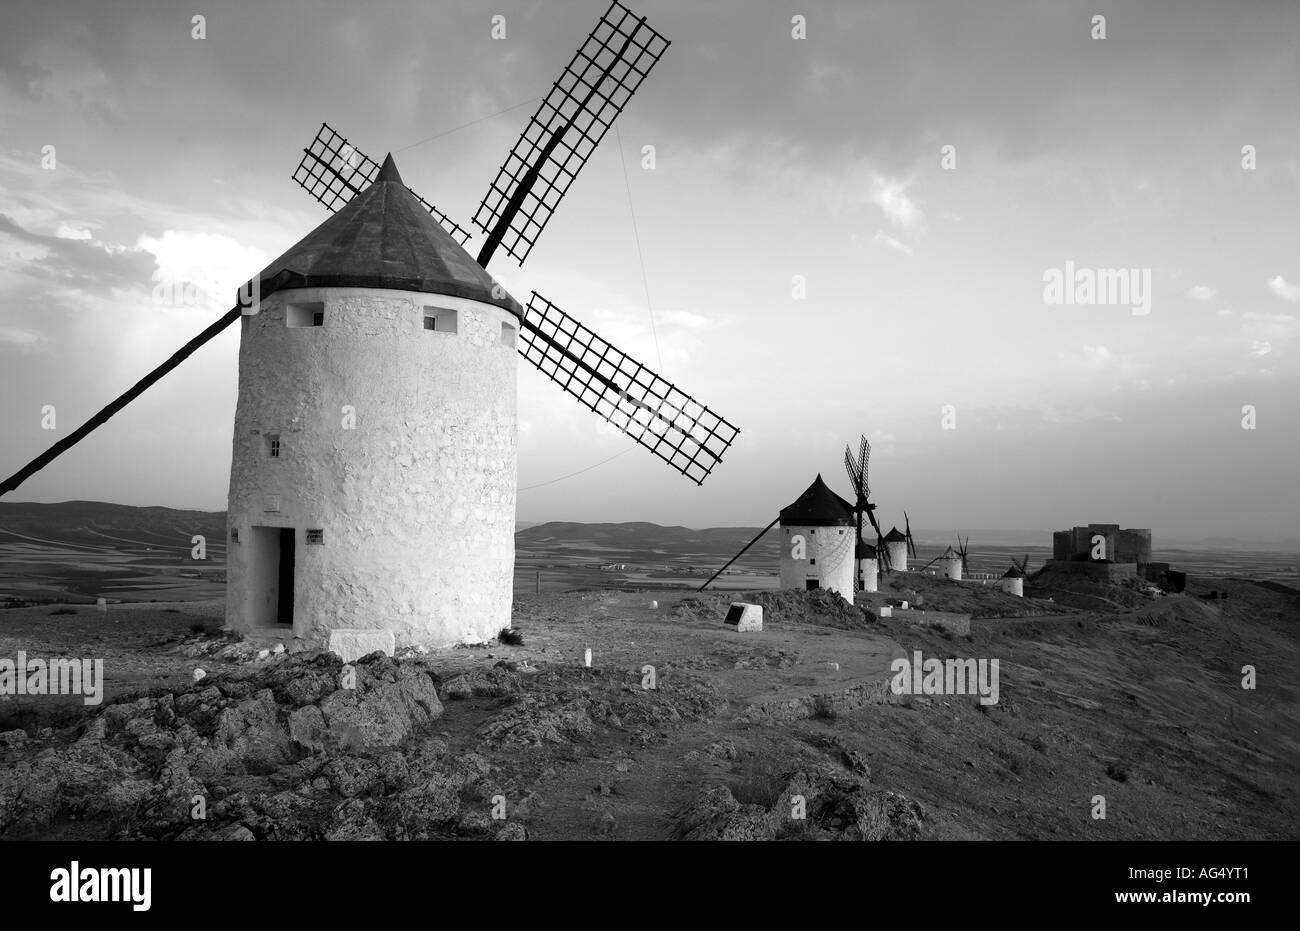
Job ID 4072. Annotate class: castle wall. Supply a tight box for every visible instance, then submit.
[779,524,854,602]
[225,286,518,649]
[1044,560,1137,581]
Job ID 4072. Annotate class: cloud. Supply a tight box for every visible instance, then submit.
[0,325,43,351]
[869,230,914,257]
[136,230,270,312]
[655,309,727,332]
[1268,275,1300,302]
[0,212,155,295]
[1186,285,1215,301]
[1249,341,1272,357]
[868,174,924,231]
[1081,344,1117,368]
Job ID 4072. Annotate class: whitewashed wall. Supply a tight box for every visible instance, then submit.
[226,286,518,649]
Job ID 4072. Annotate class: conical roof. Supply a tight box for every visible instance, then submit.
[1002,565,1025,578]
[779,474,855,527]
[246,154,523,317]
[939,545,960,559]
[883,526,908,543]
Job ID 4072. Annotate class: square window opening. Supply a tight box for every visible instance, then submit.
[423,307,458,334]
[286,302,324,328]
[306,529,324,545]
[267,434,281,458]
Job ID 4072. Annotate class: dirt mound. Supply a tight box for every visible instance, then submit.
[674,589,876,631]
[674,763,926,841]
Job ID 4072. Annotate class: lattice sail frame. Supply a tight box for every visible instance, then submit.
[521,293,738,484]
[292,123,471,244]
[473,1,670,265]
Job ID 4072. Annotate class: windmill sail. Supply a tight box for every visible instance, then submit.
[473,0,670,266]
[292,123,471,244]
[521,293,737,484]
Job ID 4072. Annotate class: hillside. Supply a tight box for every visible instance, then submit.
[0,500,226,554]
[515,521,780,559]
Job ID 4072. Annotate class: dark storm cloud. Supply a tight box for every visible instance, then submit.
[0,213,155,291]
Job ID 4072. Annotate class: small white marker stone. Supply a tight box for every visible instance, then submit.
[584,647,592,668]
[96,598,106,613]
[256,648,270,660]
[193,668,206,682]
[272,643,285,655]
[651,600,658,609]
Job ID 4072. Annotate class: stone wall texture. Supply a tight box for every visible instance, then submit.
[225,286,518,650]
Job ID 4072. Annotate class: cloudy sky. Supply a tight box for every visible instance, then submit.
[1,0,1297,543]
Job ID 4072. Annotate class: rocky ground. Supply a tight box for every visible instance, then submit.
[0,572,1296,840]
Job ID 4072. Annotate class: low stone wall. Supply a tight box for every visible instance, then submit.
[1043,560,1137,582]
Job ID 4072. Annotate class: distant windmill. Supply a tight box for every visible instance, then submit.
[956,535,971,575]
[844,435,891,585]
[0,1,740,651]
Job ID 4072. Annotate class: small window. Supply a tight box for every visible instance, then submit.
[267,434,281,458]
[263,494,280,513]
[287,302,324,328]
[423,307,458,333]
[230,528,239,543]
[306,529,324,545]
[500,322,517,348]
[810,558,816,566]
[805,579,820,590]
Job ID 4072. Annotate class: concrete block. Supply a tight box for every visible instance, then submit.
[724,602,763,632]
[879,605,893,618]
[328,628,396,662]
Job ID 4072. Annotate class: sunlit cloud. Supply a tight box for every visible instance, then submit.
[1267,275,1300,302]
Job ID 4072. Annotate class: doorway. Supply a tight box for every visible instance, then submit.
[249,526,295,628]
[276,528,295,626]
[805,579,820,590]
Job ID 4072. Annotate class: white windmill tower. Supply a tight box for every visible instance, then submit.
[225,155,525,651]
[777,474,857,602]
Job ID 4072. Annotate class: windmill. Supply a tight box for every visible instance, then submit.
[956,535,971,575]
[843,434,890,585]
[0,1,740,650]
[1013,553,1030,576]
